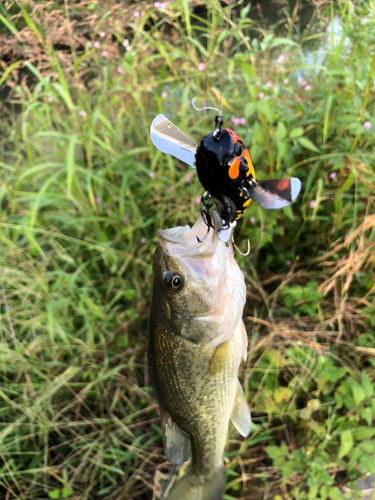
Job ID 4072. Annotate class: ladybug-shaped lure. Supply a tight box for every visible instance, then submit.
[150,110,301,232]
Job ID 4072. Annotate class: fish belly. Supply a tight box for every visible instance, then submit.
[149,322,242,474]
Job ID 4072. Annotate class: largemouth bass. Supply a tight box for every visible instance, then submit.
[148,214,250,500]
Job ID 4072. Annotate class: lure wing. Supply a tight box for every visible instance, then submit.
[150,114,198,169]
[245,178,301,209]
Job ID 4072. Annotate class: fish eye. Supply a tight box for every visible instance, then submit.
[164,271,184,293]
[234,142,243,157]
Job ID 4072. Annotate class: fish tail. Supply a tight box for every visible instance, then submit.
[166,465,224,500]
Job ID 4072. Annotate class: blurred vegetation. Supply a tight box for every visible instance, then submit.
[0,0,375,499]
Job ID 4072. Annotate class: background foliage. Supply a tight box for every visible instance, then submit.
[0,0,374,499]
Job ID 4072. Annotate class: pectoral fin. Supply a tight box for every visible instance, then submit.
[209,340,230,375]
[231,380,251,437]
[160,406,190,466]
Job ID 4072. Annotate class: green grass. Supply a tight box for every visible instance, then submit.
[0,0,375,499]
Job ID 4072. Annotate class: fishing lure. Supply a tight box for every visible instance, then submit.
[150,100,301,236]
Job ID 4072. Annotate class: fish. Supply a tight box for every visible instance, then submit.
[148,212,251,500]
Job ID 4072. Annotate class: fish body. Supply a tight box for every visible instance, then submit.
[148,214,250,500]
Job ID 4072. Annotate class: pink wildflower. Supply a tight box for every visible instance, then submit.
[154,1,161,6]
[79,110,87,118]
[284,79,289,84]
[266,81,272,88]
[160,2,167,8]
[101,51,108,57]
[186,172,194,183]
[198,63,206,71]
[250,217,256,223]
[310,200,316,208]
[329,172,337,179]
[305,84,311,91]
[122,215,129,223]
[134,11,140,17]
[149,172,155,178]
[364,121,371,130]
[99,32,106,38]
[95,197,101,205]
[117,66,123,73]
[47,93,53,102]
[195,196,201,204]
[277,54,285,64]
[161,91,168,98]
[93,41,100,49]
[140,237,146,244]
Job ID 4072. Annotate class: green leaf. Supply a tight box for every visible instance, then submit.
[62,488,73,499]
[48,491,60,499]
[338,430,353,458]
[362,373,374,398]
[289,127,304,138]
[353,427,375,440]
[297,137,320,153]
[338,170,355,193]
[328,487,343,500]
[350,379,366,405]
[362,407,373,426]
[276,122,287,140]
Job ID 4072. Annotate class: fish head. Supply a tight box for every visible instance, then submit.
[153,214,246,347]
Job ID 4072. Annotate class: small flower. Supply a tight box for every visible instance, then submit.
[161,91,168,98]
[184,172,193,183]
[126,45,131,52]
[160,2,167,8]
[198,63,206,71]
[117,66,123,73]
[364,121,371,130]
[195,196,201,204]
[298,77,303,83]
[266,81,272,88]
[231,117,240,126]
[310,200,316,208]
[122,215,129,223]
[79,110,87,118]
[305,84,311,91]
[154,1,161,6]
[47,93,53,102]
[277,54,285,64]
[329,172,337,179]
[99,32,106,38]
[93,41,100,49]
[101,51,108,57]
[239,118,246,125]
[258,92,264,100]
[123,39,130,47]
[3,268,9,274]
[168,186,174,192]
[140,237,146,244]
[149,172,155,178]
[134,11,140,17]
[95,197,101,205]
[284,79,289,84]
[127,347,133,353]
[250,217,256,223]
[286,260,292,267]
